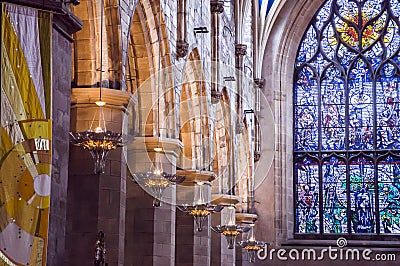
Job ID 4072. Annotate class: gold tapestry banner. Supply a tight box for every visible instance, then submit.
[0,3,52,266]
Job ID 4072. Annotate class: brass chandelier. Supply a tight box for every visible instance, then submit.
[237,224,267,263]
[132,153,185,207]
[178,182,223,232]
[211,205,250,249]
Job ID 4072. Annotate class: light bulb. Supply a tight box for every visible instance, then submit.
[153,168,162,176]
[226,206,235,225]
[154,147,163,152]
[95,101,106,106]
[94,126,104,133]
[248,224,256,241]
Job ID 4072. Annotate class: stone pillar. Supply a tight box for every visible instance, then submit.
[175,170,216,266]
[235,44,247,133]
[124,137,182,266]
[210,195,240,266]
[48,7,81,266]
[66,88,131,266]
[210,0,224,103]
[235,44,247,134]
[176,0,189,58]
[235,213,258,266]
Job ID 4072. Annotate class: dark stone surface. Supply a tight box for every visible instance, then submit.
[47,26,75,266]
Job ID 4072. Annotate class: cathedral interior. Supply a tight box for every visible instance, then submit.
[0,0,400,265]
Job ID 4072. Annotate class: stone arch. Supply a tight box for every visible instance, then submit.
[255,0,325,245]
[236,119,252,213]
[126,0,176,137]
[236,0,252,43]
[71,0,122,88]
[178,49,210,170]
[212,88,231,194]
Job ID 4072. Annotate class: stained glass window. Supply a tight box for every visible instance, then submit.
[294,0,400,237]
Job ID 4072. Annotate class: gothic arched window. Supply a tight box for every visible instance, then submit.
[294,0,400,238]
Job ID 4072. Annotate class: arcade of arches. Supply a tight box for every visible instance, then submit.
[0,0,399,265]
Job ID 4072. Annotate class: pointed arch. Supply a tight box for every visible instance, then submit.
[178,49,210,170]
[126,0,175,137]
[212,88,231,194]
[71,0,122,88]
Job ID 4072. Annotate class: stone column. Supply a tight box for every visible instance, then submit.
[124,137,182,266]
[177,0,189,58]
[175,170,216,266]
[48,7,81,266]
[210,0,224,103]
[253,78,264,162]
[210,195,240,266]
[235,44,247,133]
[66,88,131,266]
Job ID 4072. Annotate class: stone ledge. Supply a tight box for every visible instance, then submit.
[128,137,183,157]
[211,194,240,206]
[176,169,216,186]
[282,239,400,249]
[235,213,258,224]
[71,88,134,110]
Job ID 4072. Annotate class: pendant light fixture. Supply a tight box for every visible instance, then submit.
[177,22,223,232]
[131,152,185,207]
[178,181,223,232]
[69,0,124,174]
[237,224,267,263]
[211,205,250,249]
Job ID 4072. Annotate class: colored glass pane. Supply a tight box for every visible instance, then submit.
[322,157,347,233]
[349,157,375,233]
[377,156,400,233]
[296,158,320,233]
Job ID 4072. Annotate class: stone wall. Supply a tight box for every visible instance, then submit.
[48,27,73,266]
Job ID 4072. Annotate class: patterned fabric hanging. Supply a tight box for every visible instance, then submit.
[0,3,52,265]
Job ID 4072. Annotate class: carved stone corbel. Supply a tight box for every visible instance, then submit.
[210,0,224,14]
[176,40,189,58]
[235,44,247,57]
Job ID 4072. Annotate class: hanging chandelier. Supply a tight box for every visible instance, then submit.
[237,224,266,263]
[177,182,223,232]
[131,152,185,207]
[69,124,124,174]
[69,0,125,174]
[211,205,250,249]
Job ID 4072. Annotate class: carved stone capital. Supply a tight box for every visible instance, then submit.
[211,90,222,104]
[176,40,189,58]
[236,120,245,134]
[254,78,265,89]
[210,0,224,14]
[235,44,247,57]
